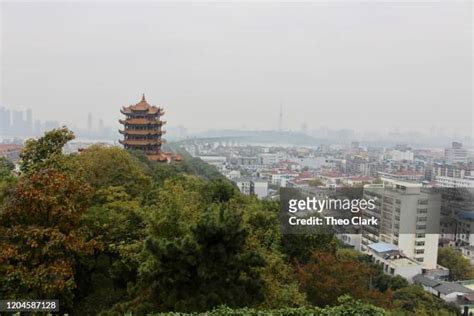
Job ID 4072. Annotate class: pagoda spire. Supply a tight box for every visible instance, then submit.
[141,93,146,102]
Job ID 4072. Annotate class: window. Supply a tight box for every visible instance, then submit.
[415,249,425,254]
[418,199,428,205]
[417,208,428,214]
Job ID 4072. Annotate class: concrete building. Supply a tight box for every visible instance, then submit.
[387,149,414,161]
[433,163,474,188]
[232,177,268,199]
[198,156,227,171]
[460,246,474,264]
[445,142,468,164]
[259,153,278,166]
[362,179,441,269]
[252,179,269,199]
[366,242,422,281]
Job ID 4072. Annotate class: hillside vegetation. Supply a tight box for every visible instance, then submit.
[0,128,459,315]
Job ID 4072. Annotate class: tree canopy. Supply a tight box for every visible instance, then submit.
[0,128,461,315]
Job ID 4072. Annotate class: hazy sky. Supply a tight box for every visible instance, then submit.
[1,1,472,136]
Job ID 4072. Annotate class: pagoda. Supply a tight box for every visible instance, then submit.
[119,94,181,162]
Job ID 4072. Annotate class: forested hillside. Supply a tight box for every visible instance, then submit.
[0,128,459,315]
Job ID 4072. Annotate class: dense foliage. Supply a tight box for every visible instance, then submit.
[0,128,461,315]
[438,247,474,281]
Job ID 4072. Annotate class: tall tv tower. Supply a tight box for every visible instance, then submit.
[278,102,283,132]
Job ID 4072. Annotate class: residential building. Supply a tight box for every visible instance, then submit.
[433,163,474,188]
[362,179,441,269]
[232,177,268,199]
[366,242,423,281]
[445,142,468,164]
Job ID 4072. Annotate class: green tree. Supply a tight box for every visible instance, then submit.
[132,205,265,313]
[75,186,146,314]
[0,157,16,204]
[77,145,151,198]
[19,127,75,173]
[438,247,474,281]
[0,157,14,178]
[232,197,307,308]
[204,178,238,203]
[392,285,459,315]
[283,234,337,264]
[308,178,324,187]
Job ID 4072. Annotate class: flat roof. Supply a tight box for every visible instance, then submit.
[367,242,399,253]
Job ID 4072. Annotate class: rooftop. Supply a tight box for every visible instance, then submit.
[434,283,473,295]
[367,242,399,253]
[413,274,443,288]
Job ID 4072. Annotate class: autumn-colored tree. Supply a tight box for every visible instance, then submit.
[0,169,100,309]
[295,251,390,307]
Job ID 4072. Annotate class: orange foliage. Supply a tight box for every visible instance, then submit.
[0,169,101,299]
[295,251,392,308]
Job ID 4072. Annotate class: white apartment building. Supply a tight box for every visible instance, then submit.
[366,242,422,281]
[433,163,474,188]
[232,177,269,199]
[234,177,252,195]
[387,149,414,161]
[362,179,441,269]
[435,176,474,188]
[259,153,278,166]
[252,179,269,199]
[445,142,468,164]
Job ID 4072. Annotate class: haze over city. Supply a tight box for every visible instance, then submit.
[1,1,472,138]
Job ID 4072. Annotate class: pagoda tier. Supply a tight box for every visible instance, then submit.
[119,118,166,126]
[119,94,180,162]
[119,129,166,136]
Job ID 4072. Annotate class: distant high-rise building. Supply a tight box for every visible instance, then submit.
[87,113,93,132]
[34,119,42,135]
[445,142,468,164]
[26,108,33,135]
[98,118,104,132]
[0,107,11,135]
[12,110,24,135]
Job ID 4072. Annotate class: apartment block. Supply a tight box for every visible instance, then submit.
[362,179,441,269]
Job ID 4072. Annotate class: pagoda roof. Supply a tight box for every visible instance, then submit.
[119,118,165,125]
[121,94,164,114]
[119,129,165,135]
[147,152,182,162]
[119,139,163,146]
